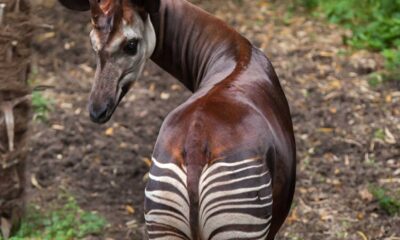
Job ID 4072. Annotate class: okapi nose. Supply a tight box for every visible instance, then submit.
[89,101,110,124]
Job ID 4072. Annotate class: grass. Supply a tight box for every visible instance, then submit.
[291,0,400,83]
[0,195,107,240]
[370,186,400,216]
[32,91,53,122]
[28,66,53,122]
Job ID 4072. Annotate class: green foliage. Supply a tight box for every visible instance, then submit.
[373,128,385,140]
[382,48,400,70]
[370,186,400,216]
[32,91,53,122]
[293,0,319,10]
[0,196,107,240]
[292,0,400,80]
[368,73,384,87]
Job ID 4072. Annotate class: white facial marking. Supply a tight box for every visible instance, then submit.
[89,9,157,108]
[105,33,125,53]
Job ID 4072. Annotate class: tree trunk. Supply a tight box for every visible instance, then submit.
[0,0,32,238]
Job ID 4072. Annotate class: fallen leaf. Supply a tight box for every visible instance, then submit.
[149,83,156,92]
[31,174,43,189]
[143,172,149,182]
[141,157,152,167]
[35,32,55,43]
[126,219,138,229]
[359,188,373,202]
[329,107,337,114]
[385,94,392,103]
[105,127,114,136]
[385,128,396,144]
[125,205,135,215]
[286,208,299,224]
[160,92,170,100]
[330,80,342,89]
[357,231,368,240]
[119,142,128,148]
[51,124,64,131]
[171,84,182,91]
[318,128,334,133]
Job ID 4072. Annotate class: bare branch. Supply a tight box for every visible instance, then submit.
[0,3,6,26]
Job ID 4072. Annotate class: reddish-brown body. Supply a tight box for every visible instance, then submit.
[147,1,296,239]
[58,0,296,239]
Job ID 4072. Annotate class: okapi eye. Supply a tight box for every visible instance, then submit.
[123,39,139,55]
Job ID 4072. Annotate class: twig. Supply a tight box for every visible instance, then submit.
[0,3,5,26]
[33,85,55,91]
[0,94,31,152]
[357,231,368,240]
[14,0,20,13]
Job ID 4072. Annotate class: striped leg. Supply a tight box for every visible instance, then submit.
[145,156,273,240]
[145,158,192,239]
[199,157,273,240]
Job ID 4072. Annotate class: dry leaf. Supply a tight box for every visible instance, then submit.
[357,231,368,240]
[149,83,156,92]
[286,208,299,224]
[126,219,138,229]
[330,80,342,89]
[51,124,64,131]
[318,128,334,133]
[160,92,170,100]
[143,172,149,182]
[384,128,396,144]
[171,84,182,91]
[385,94,392,103]
[35,32,55,43]
[141,157,152,167]
[359,188,373,202]
[31,174,43,190]
[125,205,135,215]
[105,127,114,136]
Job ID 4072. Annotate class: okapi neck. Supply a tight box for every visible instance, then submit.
[150,0,252,92]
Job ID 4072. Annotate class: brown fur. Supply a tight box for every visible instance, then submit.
[58,0,296,239]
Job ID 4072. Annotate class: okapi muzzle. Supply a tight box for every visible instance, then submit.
[60,0,157,123]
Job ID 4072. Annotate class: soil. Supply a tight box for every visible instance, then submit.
[27,1,399,240]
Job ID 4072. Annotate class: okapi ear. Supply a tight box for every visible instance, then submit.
[58,0,90,11]
[132,0,160,14]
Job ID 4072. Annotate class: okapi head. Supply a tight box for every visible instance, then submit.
[59,0,159,123]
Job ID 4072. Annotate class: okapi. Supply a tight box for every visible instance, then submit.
[58,0,296,239]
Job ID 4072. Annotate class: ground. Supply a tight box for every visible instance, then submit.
[27,0,399,239]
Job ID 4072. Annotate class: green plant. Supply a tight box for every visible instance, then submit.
[0,195,107,240]
[382,49,400,70]
[368,73,383,87]
[294,0,319,10]
[32,91,53,122]
[291,0,400,81]
[370,186,400,216]
[373,128,385,140]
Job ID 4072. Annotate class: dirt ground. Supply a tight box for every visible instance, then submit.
[27,0,399,239]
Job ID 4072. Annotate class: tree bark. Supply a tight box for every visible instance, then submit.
[0,0,32,238]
